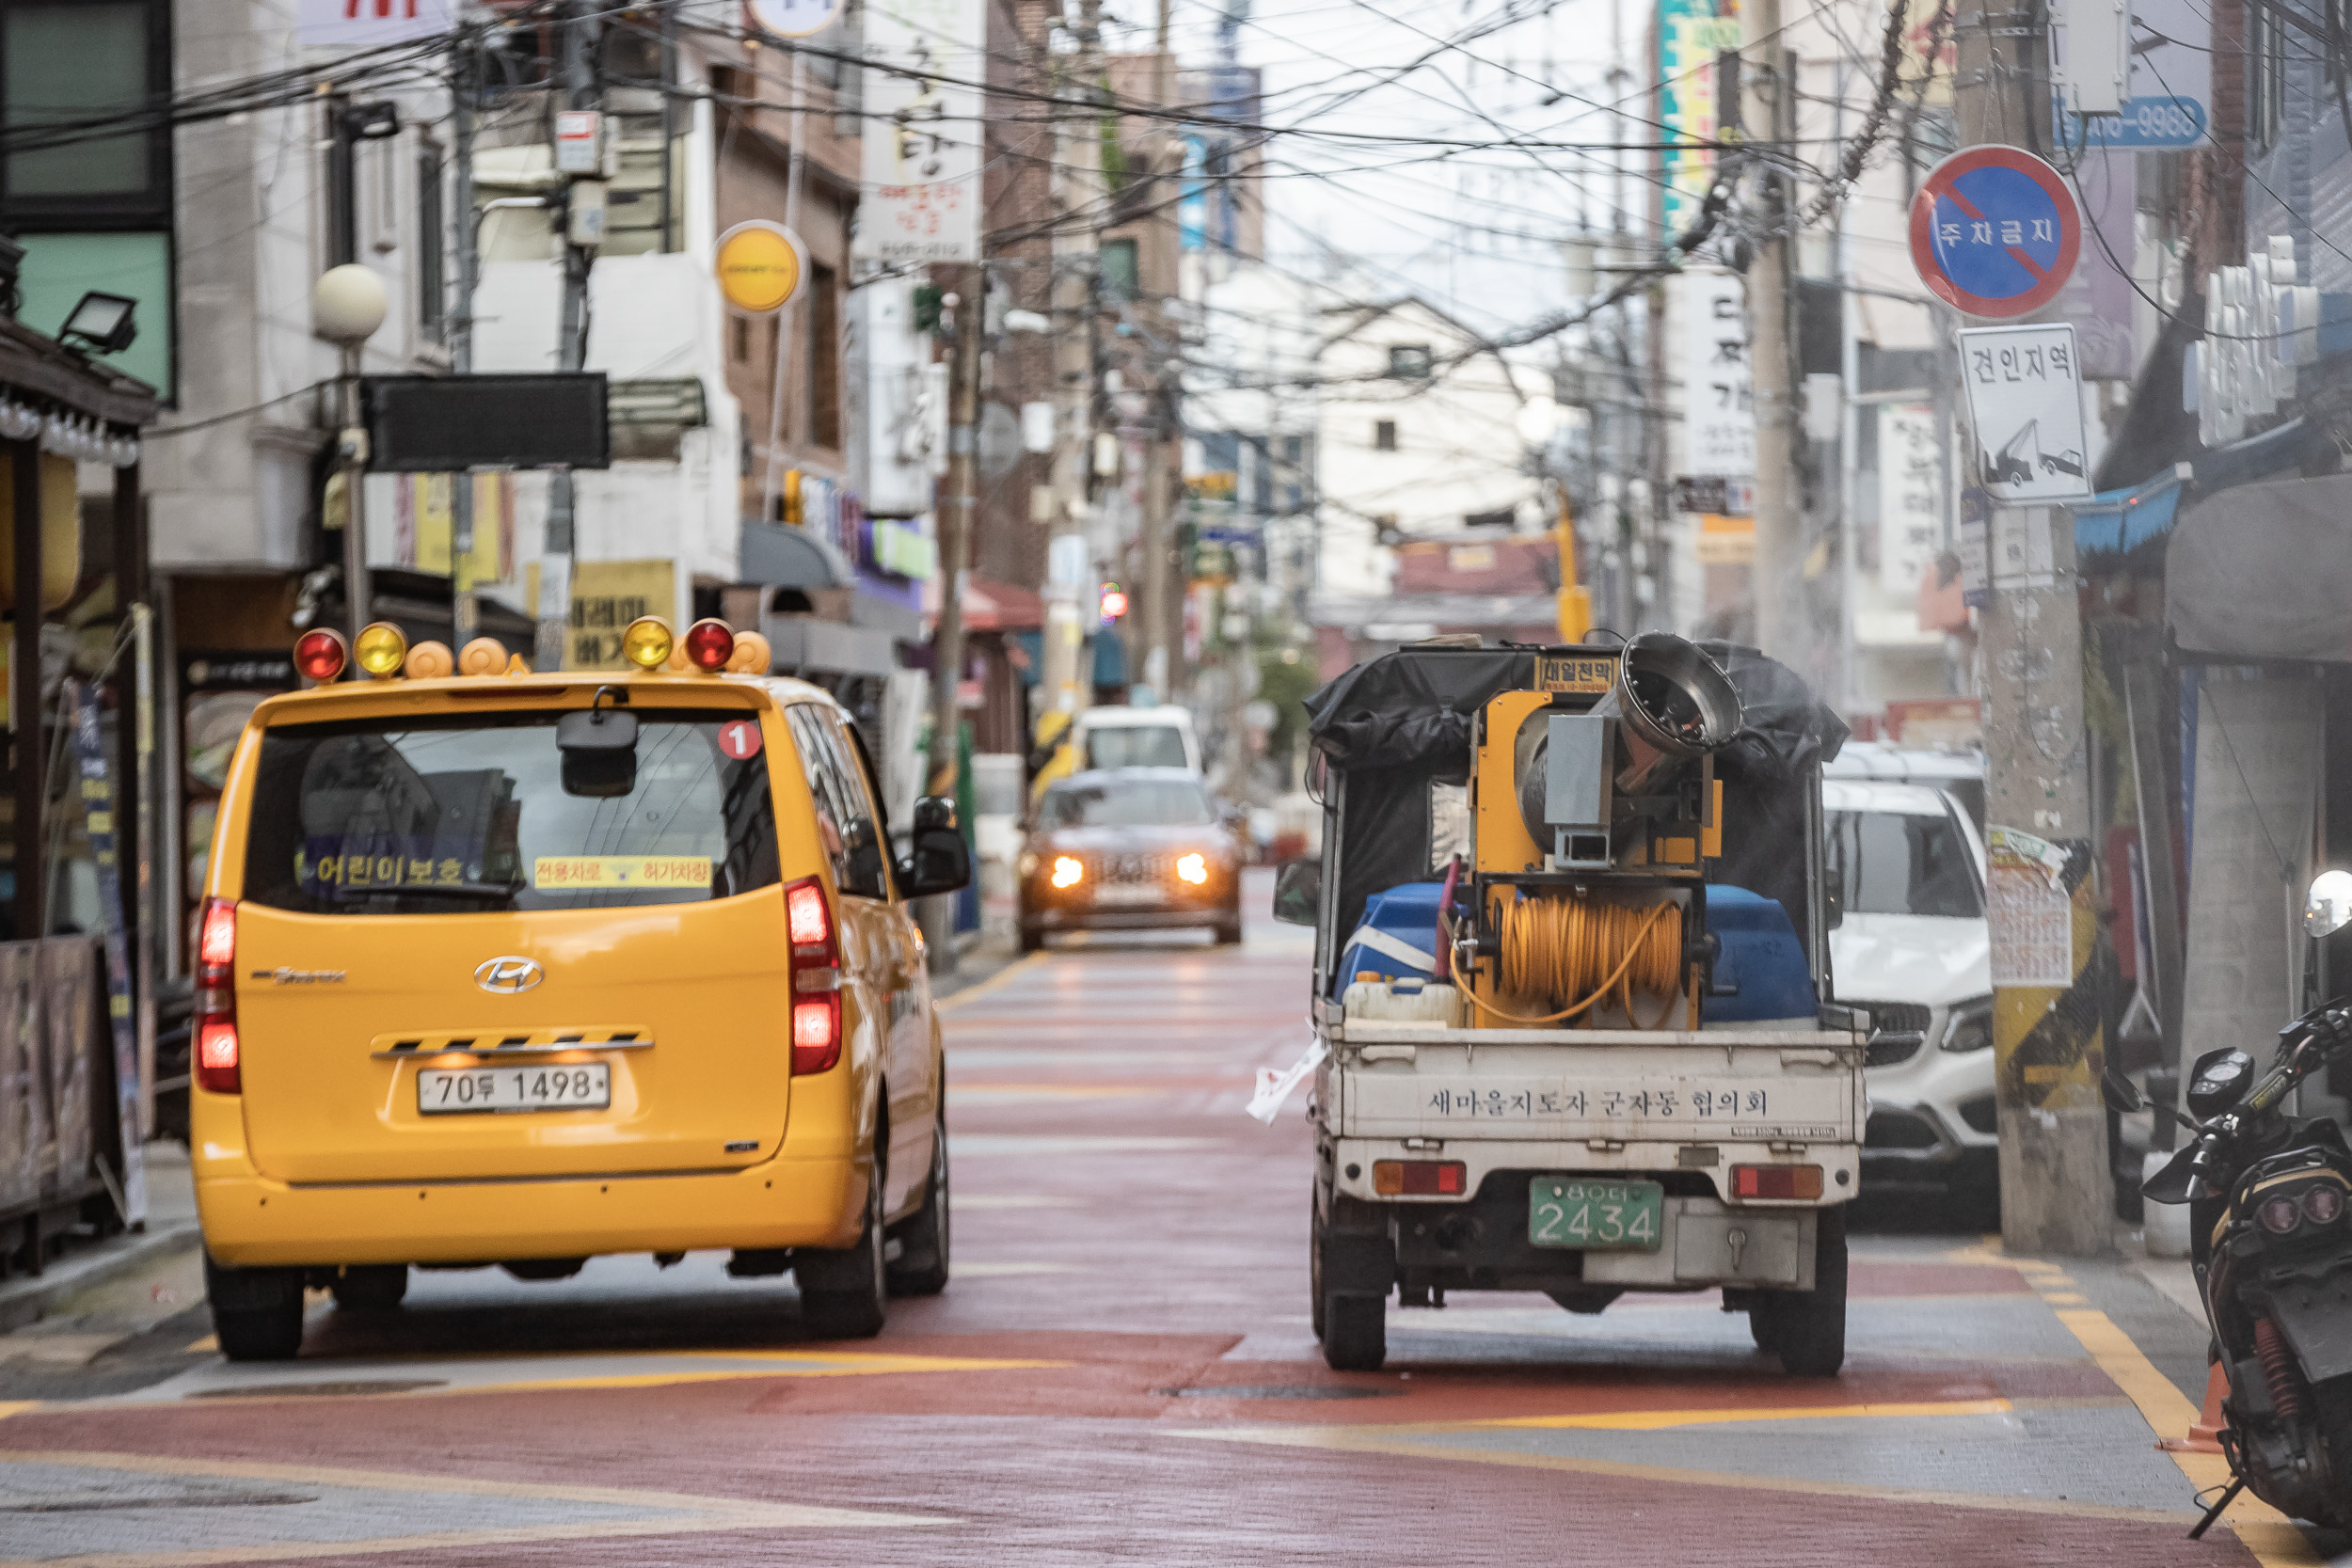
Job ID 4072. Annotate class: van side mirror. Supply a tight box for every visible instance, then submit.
[898,794,971,897]
[1272,858,1320,926]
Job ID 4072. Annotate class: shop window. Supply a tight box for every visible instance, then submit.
[1101,237,1139,301]
[807,261,840,449]
[2,0,167,213]
[418,141,446,342]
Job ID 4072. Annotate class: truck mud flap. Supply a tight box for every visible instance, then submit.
[1321,1193,1395,1295]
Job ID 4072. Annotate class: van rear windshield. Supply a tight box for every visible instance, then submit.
[241,709,780,914]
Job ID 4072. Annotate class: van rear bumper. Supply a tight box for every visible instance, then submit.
[196,1156,866,1268]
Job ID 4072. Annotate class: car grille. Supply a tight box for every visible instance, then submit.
[1866,1108,1943,1150]
[1098,851,1176,886]
[1850,1001,1933,1066]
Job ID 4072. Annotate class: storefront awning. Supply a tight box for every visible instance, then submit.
[739,520,850,589]
[2071,467,2186,559]
[2167,471,2352,660]
[961,577,1043,632]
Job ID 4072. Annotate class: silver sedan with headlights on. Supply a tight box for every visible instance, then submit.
[1821,779,1995,1198]
[1017,769,1246,951]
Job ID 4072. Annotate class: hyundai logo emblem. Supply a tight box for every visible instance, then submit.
[474,956,544,994]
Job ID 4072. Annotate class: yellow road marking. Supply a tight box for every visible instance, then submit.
[0,1447,941,1567]
[2040,1291,2090,1305]
[0,1402,36,1421]
[935,952,1044,1011]
[1483,1397,2014,1432]
[183,1336,215,1354]
[2053,1307,2318,1566]
[1168,1425,2203,1526]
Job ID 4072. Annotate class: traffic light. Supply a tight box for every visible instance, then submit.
[1099,581,1129,626]
[913,285,945,334]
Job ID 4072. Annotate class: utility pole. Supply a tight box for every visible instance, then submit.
[1741,0,1801,667]
[1955,0,2108,1255]
[1138,0,1175,705]
[450,24,481,648]
[536,1,599,671]
[925,266,984,970]
[1040,0,1105,721]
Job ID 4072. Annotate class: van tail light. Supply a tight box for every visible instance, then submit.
[784,876,842,1074]
[195,897,241,1094]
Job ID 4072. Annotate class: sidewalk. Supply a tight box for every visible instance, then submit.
[0,1141,201,1337]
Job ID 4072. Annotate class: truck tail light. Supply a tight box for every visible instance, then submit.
[784,876,841,1074]
[195,897,241,1094]
[1731,1164,1823,1200]
[1373,1160,1466,1196]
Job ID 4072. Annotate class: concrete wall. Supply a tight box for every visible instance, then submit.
[2180,671,2323,1079]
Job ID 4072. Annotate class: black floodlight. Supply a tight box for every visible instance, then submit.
[59,292,136,356]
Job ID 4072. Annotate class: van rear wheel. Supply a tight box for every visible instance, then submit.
[204,1257,305,1362]
[800,1163,888,1338]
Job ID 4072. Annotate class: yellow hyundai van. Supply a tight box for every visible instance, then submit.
[191,617,969,1360]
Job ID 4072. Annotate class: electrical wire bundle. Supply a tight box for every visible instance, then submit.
[1451,895,1683,1030]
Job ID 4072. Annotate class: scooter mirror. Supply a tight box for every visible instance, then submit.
[2309,869,2352,937]
[2101,1064,2147,1114]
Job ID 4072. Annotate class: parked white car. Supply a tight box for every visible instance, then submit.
[1823,777,1996,1196]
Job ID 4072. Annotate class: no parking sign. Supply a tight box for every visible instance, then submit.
[1908,147,2081,319]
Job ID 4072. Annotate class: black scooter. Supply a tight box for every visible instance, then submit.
[2115,995,2352,1534]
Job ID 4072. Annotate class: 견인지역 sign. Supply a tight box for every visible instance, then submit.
[1909,147,2081,319]
[1957,323,2090,504]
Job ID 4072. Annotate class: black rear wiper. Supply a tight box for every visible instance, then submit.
[405,882,524,902]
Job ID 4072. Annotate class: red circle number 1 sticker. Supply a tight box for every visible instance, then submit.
[717,719,764,760]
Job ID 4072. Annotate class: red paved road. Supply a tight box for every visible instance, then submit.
[0,900,2300,1565]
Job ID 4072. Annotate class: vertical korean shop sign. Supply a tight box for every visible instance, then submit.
[856,0,985,263]
[1659,0,1740,236]
[1681,269,1755,480]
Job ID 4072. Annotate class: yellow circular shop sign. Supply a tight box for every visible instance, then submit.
[714,221,806,314]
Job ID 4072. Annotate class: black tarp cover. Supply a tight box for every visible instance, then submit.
[1301,641,1846,971]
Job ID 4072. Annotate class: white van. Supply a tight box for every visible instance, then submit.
[1073,705,1201,775]
[1822,777,1995,1196]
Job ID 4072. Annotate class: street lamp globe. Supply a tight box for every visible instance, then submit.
[311,264,388,346]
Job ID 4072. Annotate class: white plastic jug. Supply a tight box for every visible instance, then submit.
[1342,974,1464,1026]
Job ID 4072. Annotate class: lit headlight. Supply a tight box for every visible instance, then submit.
[1018,851,1039,878]
[1941,996,1994,1053]
[1176,852,1208,885]
[1051,856,1084,889]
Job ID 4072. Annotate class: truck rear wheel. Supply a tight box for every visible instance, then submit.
[1763,1207,1848,1376]
[1321,1294,1387,1372]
